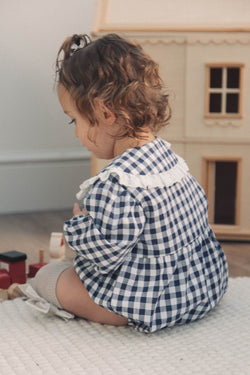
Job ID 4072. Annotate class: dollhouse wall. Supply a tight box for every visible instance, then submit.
[91,0,250,240]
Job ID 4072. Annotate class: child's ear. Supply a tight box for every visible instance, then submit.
[94,98,116,125]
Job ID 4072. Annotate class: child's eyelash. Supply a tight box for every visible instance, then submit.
[68,119,75,125]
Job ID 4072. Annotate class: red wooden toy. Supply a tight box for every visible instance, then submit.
[0,269,11,289]
[0,251,27,288]
[28,249,47,278]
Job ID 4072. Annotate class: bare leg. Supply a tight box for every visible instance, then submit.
[56,267,128,326]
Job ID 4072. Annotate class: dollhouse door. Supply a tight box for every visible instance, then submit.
[203,158,241,226]
[213,161,237,224]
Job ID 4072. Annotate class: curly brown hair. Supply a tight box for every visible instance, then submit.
[56,33,171,139]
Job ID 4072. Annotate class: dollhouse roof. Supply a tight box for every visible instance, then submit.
[93,0,250,33]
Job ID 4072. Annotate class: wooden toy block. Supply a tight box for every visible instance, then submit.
[0,283,25,301]
[28,249,47,278]
[49,233,66,262]
[0,251,27,286]
[0,288,8,301]
[7,283,25,300]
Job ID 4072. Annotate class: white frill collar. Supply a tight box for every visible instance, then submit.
[76,155,189,200]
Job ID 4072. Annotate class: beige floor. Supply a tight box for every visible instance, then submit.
[0,210,249,277]
[220,241,250,277]
[0,210,75,272]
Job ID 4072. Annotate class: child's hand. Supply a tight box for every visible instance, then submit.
[73,203,88,216]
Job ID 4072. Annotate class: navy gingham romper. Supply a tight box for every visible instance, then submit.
[64,138,228,333]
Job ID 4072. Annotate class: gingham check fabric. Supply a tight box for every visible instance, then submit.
[64,138,228,333]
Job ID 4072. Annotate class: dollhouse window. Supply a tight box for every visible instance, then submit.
[205,65,243,118]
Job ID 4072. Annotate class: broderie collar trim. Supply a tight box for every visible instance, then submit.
[76,155,189,200]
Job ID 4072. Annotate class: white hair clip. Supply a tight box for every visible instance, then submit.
[69,35,91,56]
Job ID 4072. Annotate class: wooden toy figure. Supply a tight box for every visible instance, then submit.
[0,283,25,301]
[49,233,66,262]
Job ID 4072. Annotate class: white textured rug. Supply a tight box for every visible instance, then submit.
[0,278,249,375]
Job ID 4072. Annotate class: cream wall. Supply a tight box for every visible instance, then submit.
[139,39,186,141]
[185,41,250,140]
[184,40,250,234]
[0,0,95,213]
[140,36,250,144]
[94,30,250,238]
[185,143,250,233]
[90,0,250,240]
[103,0,250,27]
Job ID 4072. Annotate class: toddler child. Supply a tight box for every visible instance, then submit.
[30,33,228,333]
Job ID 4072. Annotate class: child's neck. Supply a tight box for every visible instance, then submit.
[114,132,156,158]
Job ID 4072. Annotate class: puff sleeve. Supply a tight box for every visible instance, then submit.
[64,177,146,274]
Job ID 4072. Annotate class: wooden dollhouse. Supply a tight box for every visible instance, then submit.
[90,0,250,241]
